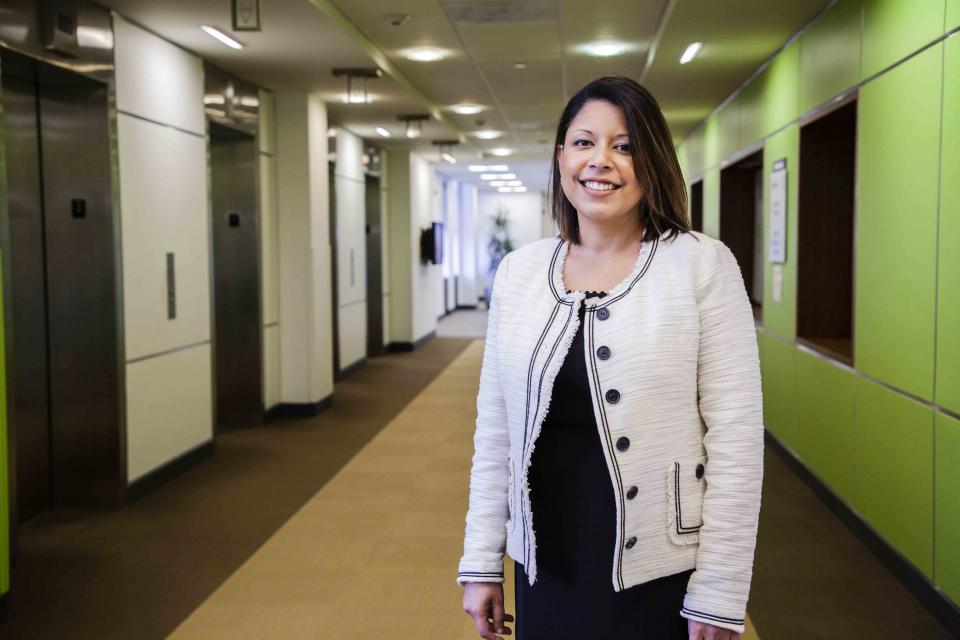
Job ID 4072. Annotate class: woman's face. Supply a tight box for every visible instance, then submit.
[557,99,643,229]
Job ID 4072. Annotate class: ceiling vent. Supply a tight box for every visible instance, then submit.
[442,1,557,23]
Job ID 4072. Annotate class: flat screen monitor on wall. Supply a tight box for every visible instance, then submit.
[420,222,443,265]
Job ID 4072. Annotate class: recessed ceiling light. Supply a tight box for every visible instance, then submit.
[490,181,507,186]
[375,127,391,137]
[480,174,499,180]
[497,187,513,192]
[442,152,457,164]
[585,41,626,57]
[513,62,528,70]
[506,180,522,187]
[472,130,502,140]
[451,103,484,115]
[511,187,527,192]
[468,164,509,172]
[327,127,338,138]
[494,173,515,180]
[489,148,514,156]
[680,42,703,64]
[404,47,446,62]
[201,25,243,50]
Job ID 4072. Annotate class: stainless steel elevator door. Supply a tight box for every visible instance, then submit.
[2,67,52,523]
[210,122,261,430]
[1,50,122,517]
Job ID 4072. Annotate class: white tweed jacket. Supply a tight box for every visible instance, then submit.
[457,229,764,634]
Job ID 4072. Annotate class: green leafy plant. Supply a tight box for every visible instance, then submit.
[487,206,514,275]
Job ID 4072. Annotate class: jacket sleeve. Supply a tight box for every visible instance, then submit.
[457,252,512,586]
[681,239,765,634]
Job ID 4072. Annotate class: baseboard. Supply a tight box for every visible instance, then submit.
[386,331,435,353]
[127,441,215,502]
[335,357,367,381]
[455,304,478,310]
[0,591,7,623]
[765,430,960,636]
[263,394,333,421]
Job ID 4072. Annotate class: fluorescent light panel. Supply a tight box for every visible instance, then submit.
[680,42,703,64]
[375,127,390,137]
[201,25,242,50]
[468,164,509,172]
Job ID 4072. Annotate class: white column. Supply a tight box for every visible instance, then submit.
[274,92,333,405]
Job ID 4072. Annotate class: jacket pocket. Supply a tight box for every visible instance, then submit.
[666,456,706,545]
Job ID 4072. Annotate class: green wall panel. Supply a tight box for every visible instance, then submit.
[854,376,934,578]
[935,411,960,603]
[703,115,721,169]
[0,255,7,597]
[795,349,856,503]
[937,35,960,414]
[702,168,720,238]
[799,0,863,114]
[759,332,798,449]
[862,0,946,79]
[761,40,800,138]
[949,0,960,30]
[738,73,765,148]
[761,125,799,340]
[855,44,941,401]
[718,99,740,161]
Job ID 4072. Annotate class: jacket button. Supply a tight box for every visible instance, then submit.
[616,436,630,451]
[625,536,637,549]
[696,464,705,479]
[605,388,620,404]
[596,307,610,321]
[626,485,638,500]
[596,345,611,360]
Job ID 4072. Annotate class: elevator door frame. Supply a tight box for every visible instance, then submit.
[209,120,263,431]
[0,48,125,530]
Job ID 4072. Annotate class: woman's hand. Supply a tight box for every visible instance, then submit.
[688,619,741,639]
[462,582,514,639]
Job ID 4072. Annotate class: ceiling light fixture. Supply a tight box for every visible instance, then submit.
[451,103,484,115]
[506,180,522,186]
[398,114,430,139]
[405,47,446,62]
[332,67,383,104]
[472,130,502,140]
[495,173,516,179]
[513,62,528,70]
[375,126,391,137]
[489,181,507,186]
[468,164,509,172]
[200,25,243,50]
[432,139,459,164]
[511,187,528,192]
[488,148,514,157]
[585,41,626,57]
[680,42,703,64]
[497,187,513,193]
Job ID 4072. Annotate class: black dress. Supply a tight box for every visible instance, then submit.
[514,290,692,640]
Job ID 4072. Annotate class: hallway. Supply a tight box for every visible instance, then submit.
[1,329,951,638]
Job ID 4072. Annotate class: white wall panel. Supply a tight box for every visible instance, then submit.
[338,302,367,368]
[458,182,479,306]
[126,344,213,481]
[113,15,204,135]
[118,113,210,359]
[263,324,280,410]
[477,191,548,292]
[410,153,441,341]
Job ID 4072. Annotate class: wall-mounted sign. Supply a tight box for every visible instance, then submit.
[232,0,261,31]
[768,158,787,264]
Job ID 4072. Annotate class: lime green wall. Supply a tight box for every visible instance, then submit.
[935,411,960,603]
[854,377,934,577]
[701,168,720,238]
[855,44,942,402]
[759,331,798,449]
[760,125,798,340]
[799,0,862,114]
[862,0,945,79]
[676,0,958,605]
[796,350,856,505]
[938,34,960,415]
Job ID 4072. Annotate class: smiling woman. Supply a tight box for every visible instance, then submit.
[459,76,764,640]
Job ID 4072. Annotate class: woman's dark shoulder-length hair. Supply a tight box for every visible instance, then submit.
[549,76,693,244]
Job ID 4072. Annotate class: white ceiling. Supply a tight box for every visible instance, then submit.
[97,0,832,193]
